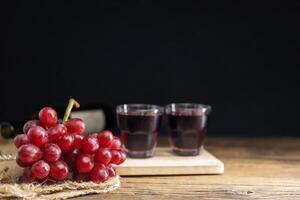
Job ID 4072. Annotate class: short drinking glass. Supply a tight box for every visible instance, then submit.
[165,103,211,156]
[116,104,163,158]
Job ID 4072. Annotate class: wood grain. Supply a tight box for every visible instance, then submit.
[116,148,224,175]
[1,137,300,199]
[76,137,300,200]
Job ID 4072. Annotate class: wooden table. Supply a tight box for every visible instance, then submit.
[74,137,300,200]
[1,137,299,199]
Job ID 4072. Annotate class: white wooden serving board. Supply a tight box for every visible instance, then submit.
[115,148,224,176]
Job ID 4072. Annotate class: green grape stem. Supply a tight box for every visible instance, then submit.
[63,98,80,123]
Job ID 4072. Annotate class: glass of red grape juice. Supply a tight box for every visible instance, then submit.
[116,104,163,158]
[165,103,211,156]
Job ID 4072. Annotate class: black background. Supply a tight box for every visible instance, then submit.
[1,1,299,136]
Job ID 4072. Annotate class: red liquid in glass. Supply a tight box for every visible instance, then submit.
[167,112,207,151]
[117,112,162,152]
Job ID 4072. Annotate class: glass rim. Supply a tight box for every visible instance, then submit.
[165,103,211,114]
[116,104,164,115]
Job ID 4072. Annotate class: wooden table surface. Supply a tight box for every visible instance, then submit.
[74,137,300,200]
[1,137,299,199]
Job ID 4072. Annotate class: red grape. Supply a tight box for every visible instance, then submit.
[16,157,30,168]
[106,164,116,177]
[57,133,74,152]
[19,167,36,183]
[94,148,112,165]
[109,136,121,150]
[90,163,109,183]
[63,149,81,171]
[76,154,94,173]
[90,133,98,138]
[39,107,58,128]
[17,144,42,165]
[97,130,113,148]
[73,134,84,149]
[27,126,48,148]
[81,135,99,154]
[94,163,106,168]
[14,134,29,148]
[64,118,85,134]
[47,124,67,143]
[116,150,127,165]
[43,143,62,163]
[49,160,69,180]
[23,120,41,134]
[110,150,122,164]
[31,160,50,179]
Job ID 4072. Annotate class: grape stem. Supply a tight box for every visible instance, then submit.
[63,98,80,123]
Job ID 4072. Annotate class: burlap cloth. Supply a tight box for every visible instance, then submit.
[0,159,120,200]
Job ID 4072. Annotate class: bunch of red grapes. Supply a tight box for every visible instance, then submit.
[14,107,126,183]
